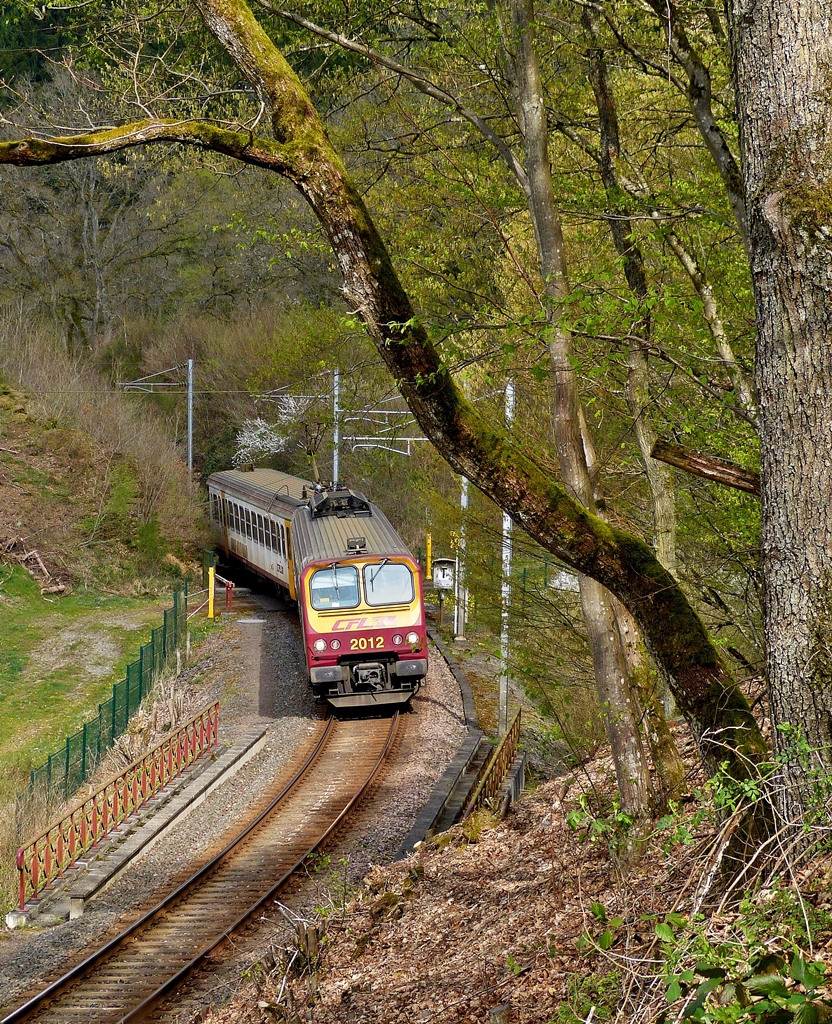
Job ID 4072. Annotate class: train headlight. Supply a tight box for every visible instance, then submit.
[406,631,420,647]
[392,634,403,646]
[330,638,341,650]
[313,638,327,653]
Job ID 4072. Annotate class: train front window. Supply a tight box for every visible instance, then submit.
[309,565,360,610]
[363,562,414,607]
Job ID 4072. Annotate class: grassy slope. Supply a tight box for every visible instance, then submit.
[0,382,190,805]
[0,566,165,805]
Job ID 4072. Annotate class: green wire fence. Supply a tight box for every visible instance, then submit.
[21,584,189,812]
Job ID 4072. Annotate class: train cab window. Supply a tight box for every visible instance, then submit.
[309,565,360,610]
[363,562,415,607]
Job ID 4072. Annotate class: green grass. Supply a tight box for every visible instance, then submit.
[0,566,167,805]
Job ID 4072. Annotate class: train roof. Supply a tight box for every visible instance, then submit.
[292,496,413,569]
[208,468,414,566]
[208,469,313,509]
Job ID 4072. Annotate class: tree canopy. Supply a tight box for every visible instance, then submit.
[4,0,829,811]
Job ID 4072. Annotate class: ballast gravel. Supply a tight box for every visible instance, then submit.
[0,594,469,1018]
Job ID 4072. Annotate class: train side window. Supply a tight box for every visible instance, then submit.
[270,520,278,552]
[245,508,252,539]
[309,565,360,610]
[280,523,286,557]
[257,514,265,546]
[232,503,239,532]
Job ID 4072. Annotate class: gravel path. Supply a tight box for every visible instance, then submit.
[0,594,469,1020]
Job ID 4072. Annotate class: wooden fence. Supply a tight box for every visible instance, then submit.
[16,702,219,911]
[463,709,522,818]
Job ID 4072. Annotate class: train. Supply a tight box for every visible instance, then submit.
[207,467,428,708]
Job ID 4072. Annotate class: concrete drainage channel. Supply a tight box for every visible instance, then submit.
[398,626,499,859]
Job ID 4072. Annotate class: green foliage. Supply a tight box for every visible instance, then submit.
[575,900,626,953]
[0,566,163,806]
[135,516,169,565]
[566,792,636,854]
[554,969,622,1024]
[660,942,832,1023]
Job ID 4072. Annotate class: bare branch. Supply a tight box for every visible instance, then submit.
[651,440,760,496]
[254,1,530,195]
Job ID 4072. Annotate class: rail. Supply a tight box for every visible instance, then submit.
[3,713,399,1024]
[15,701,220,911]
[463,709,521,818]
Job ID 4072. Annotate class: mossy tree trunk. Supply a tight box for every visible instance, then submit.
[0,0,768,783]
[727,1,832,807]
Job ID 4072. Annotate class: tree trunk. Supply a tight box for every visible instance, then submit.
[727,1,832,805]
[512,0,653,814]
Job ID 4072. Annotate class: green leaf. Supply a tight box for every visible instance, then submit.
[682,978,723,1019]
[745,974,790,998]
[696,966,728,980]
[792,955,807,985]
[794,1001,820,1024]
[598,930,614,950]
[666,978,683,1002]
[655,923,675,943]
[590,901,607,923]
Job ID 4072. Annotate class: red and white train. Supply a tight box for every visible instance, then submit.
[207,468,428,708]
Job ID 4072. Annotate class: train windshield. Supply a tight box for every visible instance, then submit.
[363,562,414,607]
[309,565,360,610]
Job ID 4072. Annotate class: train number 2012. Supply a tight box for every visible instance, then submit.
[350,635,385,651]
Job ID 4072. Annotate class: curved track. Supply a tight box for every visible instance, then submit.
[3,713,400,1024]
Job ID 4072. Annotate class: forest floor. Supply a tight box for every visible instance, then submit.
[192,683,832,1024]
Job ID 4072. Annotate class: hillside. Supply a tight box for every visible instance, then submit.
[194,723,832,1024]
[0,378,205,590]
[0,377,207,905]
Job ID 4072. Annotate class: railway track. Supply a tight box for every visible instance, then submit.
[3,712,401,1024]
